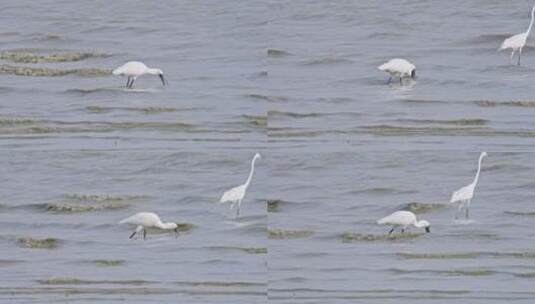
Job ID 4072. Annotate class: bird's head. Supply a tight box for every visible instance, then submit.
[155,69,167,86]
[419,220,431,233]
[254,152,262,159]
[481,151,488,158]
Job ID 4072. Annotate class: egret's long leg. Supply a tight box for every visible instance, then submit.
[399,77,403,85]
[465,200,471,219]
[401,228,405,233]
[455,202,464,219]
[129,77,136,88]
[126,77,132,88]
[388,227,395,235]
[387,76,392,84]
[510,50,516,65]
[143,229,147,240]
[518,48,522,66]
[129,230,137,239]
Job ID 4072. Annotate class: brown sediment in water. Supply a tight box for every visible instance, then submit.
[86,106,178,114]
[0,64,111,77]
[46,194,147,213]
[0,117,195,135]
[17,237,60,249]
[505,211,535,216]
[402,202,447,214]
[0,51,109,63]
[243,114,267,127]
[242,247,267,254]
[475,100,535,107]
[397,118,488,126]
[341,232,422,242]
[268,229,314,240]
[398,251,535,259]
[38,278,150,285]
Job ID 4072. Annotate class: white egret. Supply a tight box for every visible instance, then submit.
[450,152,488,219]
[119,212,178,240]
[499,6,535,65]
[377,210,430,234]
[112,61,167,88]
[219,153,261,217]
[378,58,416,85]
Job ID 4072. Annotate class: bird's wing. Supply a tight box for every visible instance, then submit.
[500,33,524,50]
[219,185,242,203]
[450,184,471,203]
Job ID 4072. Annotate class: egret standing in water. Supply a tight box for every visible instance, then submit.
[450,152,488,219]
[378,58,416,85]
[119,212,178,240]
[219,153,261,217]
[377,211,431,235]
[499,6,535,65]
[112,61,167,88]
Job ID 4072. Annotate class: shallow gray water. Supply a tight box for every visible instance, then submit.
[2,0,535,303]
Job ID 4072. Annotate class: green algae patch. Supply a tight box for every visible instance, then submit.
[402,202,447,214]
[267,49,291,57]
[341,232,422,243]
[242,247,267,254]
[0,51,109,63]
[0,64,111,77]
[268,229,313,240]
[243,114,267,128]
[92,260,125,267]
[267,200,282,213]
[17,237,60,249]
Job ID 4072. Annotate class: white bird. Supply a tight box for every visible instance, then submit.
[112,61,167,88]
[377,210,430,235]
[378,58,416,85]
[219,153,261,217]
[499,6,535,65]
[450,152,488,219]
[119,212,178,240]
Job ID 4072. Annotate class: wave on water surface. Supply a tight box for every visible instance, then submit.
[341,232,423,242]
[0,50,109,63]
[0,64,111,77]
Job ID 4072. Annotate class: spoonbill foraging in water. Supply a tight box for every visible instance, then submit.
[219,153,261,217]
[119,212,178,240]
[112,61,167,88]
[377,210,430,234]
[450,152,488,219]
[499,6,535,65]
[378,58,416,85]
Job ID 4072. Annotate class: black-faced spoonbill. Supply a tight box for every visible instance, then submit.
[112,61,167,88]
[450,152,488,219]
[378,58,416,85]
[119,212,178,240]
[377,210,430,234]
[219,153,261,217]
[499,6,535,65]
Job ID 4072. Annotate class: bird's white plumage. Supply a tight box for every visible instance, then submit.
[119,212,177,239]
[450,152,487,219]
[378,58,415,78]
[219,153,261,217]
[377,211,430,232]
[112,61,166,88]
[499,6,535,65]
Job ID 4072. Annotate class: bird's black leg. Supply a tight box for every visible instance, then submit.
[143,229,146,240]
[518,49,522,66]
[399,77,403,85]
[388,228,395,235]
[129,78,136,89]
[174,228,179,239]
[387,76,392,84]
[465,207,470,219]
[129,231,136,239]
[401,228,405,233]
[126,77,131,88]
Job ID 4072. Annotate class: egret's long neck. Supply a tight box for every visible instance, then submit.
[147,68,160,75]
[244,157,258,188]
[472,155,484,186]
[414,220,426,228]
[157,222,175,230]
[526,8,535,36]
